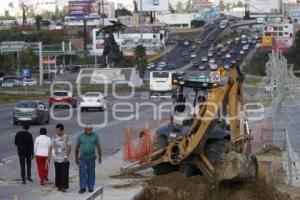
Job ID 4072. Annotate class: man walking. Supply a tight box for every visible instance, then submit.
[15,124,34,184]
[75,125,102,194]
[47,124,72,192]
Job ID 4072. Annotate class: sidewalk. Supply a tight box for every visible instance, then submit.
[41,150,144,200]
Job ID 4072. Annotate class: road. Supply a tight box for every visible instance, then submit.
[0,18,264,199]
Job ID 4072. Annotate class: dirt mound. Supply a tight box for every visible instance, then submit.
[133,172,292,200]
[256,145,282,156]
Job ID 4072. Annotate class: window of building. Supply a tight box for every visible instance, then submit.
[279,32,283,36]
[284,32,289,35]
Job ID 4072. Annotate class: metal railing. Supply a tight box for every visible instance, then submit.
[84,186,103,200]
[284,128,300,187]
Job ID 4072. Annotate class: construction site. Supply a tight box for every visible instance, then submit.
[111,51,300,200]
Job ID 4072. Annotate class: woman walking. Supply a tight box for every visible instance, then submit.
[47,124,72,192]
[34,128,51,185]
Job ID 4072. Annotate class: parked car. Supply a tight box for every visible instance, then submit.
[2,79,17,87]
[240,50,245,55]
[147,63,155,70]
[184,40,190,46]
[13,101,50,125]
[49,90,77,108]
[207,52,214,57]
[80,92,107,112]
[23,79,37,87]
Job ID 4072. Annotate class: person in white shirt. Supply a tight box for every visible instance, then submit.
[34,128,51,185]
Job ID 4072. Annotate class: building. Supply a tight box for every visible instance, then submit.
[93,24,168,56]
[156,14,193,29]
[284,3,300,23]
[190,0,213,13]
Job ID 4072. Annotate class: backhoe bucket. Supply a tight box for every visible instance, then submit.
[216,151,258,182]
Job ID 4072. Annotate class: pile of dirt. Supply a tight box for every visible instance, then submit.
[111,172,145,179]
[133,172,292,200]
[256,145,282,156]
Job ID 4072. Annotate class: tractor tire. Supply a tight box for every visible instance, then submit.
[204,139,230,166]
[152,135,179,175]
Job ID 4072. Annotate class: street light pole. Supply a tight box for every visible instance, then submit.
[38,42,43,86]
[139,0,143,44]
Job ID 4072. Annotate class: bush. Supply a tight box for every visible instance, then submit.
[191,20,205,28]
[243,51,268,76]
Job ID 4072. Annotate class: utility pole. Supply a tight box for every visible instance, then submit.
[39,42,43,86]
[83,19,87,51]
[139,0,143,44]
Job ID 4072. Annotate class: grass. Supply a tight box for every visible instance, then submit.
[0,84,149,105]
[244,75,264,86]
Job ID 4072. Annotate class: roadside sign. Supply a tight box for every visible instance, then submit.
[210,71,220,82]
[22,68,30,78]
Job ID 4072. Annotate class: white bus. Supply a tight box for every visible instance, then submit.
[150,71,172,97]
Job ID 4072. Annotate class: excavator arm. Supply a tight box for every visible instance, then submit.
[121,66,257,184]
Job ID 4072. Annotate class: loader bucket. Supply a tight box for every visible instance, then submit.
[216,152,258,182]
[257,160,273,183]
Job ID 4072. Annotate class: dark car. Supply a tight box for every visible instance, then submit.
[13,101,50,125]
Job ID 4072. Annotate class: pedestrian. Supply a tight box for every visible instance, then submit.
[34,128,51,185]
[14,124,34,184]
[47,124,71,192]
[75,124,102,194]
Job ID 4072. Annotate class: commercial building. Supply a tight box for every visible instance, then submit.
[93,24,168,56]
[284,3,300,23]
[156,14,193,29]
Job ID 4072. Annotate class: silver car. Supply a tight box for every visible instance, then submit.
[13,101,50,125]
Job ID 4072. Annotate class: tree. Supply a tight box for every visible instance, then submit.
[20,48,38,70]
[115,8,132,17]
[219,0,225,11]
[35,15,43,30]
[0,53,12,74]
[134,45,147,79]
[237,1,244,7]
[176,2,184,13]
[186,0,192,11]
[225,3,231,11]
[169,3,175,14]
[191,20,205,28]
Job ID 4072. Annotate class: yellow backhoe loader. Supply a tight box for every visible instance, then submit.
[121,65,258,185]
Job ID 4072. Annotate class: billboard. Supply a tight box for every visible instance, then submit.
[136,0,169,12]
[249,0,282,17]
[68,0,101,20]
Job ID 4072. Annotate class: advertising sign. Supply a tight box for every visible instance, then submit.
[68,0,101,20]
[249,0,282,17]
[22,68,30,78]
[93,28,105,55]
[136,0,169,12]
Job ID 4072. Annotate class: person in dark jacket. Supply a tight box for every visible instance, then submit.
[15,124,34,184]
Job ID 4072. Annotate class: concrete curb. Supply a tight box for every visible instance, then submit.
[41,150,144,200]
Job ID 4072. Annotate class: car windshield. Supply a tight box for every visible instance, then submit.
[153,72,169,78]
[85,93,100,97]
[54,92,68,96]
[5,79,15,83]
[17,102,38,108]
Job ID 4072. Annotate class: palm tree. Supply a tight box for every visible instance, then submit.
[134,45,147,79]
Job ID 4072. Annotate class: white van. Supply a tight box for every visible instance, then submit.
[150,71,172,97]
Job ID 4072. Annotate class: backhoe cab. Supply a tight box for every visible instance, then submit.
[121,65,258,185]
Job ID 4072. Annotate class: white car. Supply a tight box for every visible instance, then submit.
[225,53,231,58]
[184,41,189,46]
[201,57,208,62]
[240,50,245,55]
[147,63,155,70]
[80,92,107,111]
[23,79,37,87]
[241,40,247,44]
[199,65,206,70]
[190,53,197,58]
[210,64,218,70]
[209,58,215,64]
[207,52,214,57]
[243,45,249,50]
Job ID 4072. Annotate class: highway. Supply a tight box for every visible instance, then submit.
[0,19,264,199]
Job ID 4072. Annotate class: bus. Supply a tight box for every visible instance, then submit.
[150,71,172,97]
